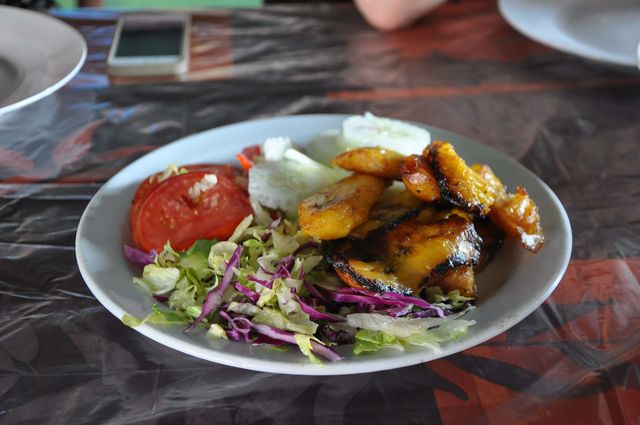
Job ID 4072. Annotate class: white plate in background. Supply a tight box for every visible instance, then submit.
[499,0,640,67]
[76,114,572,375]
[0,6,86,115]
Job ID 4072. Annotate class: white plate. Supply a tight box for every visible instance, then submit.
[0,6,87,115]
[75,115,572,376]
[499,0,640,67]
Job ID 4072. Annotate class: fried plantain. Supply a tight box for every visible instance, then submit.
[349,188,423,240]
[298,173,387,240]
[426,265,476,298]
[332,147,405,179]
[473,217,505,271]
[471,164,508,199]
[400,154,442,203]
[489,187,544,252]
[472,164,543,252]
[382,216,482,292]
[427,142,495,216]
[327,254,412,295]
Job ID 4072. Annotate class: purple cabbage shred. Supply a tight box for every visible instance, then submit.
[123,244,156,266]
[185,245,243,332]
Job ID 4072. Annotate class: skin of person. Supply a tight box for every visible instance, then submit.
[354,0,447,31]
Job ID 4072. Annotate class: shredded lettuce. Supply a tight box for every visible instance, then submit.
[122,304,190,327]
[425,287,474,309]
[353,319,475,355]
[133,264,180,295]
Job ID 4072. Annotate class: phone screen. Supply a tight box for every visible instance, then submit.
[115,16,185,58]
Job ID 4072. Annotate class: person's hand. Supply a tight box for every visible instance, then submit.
[354,0,447,31]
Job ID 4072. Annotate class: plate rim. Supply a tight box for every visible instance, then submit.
[75,114,572,375]
[0,6,87,115]
[498,0,638,67]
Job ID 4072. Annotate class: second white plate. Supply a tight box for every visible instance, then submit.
[0,6,86,115]
[499,0,640,67]
[76,114,572,375]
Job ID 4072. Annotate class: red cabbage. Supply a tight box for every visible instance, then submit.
[220,311,252,341]
[247,275,272,289]
[232,282,260,303]
[251,323,343,362]
[303,280,330,304]
[252,335,287,346]
[185,245,242,332]
[124,244,156,266]
[153,294,169,303]
[292,290,344,322]
[319,324,355,345]
[334,286,446,317]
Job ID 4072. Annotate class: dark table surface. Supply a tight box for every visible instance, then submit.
[1,1,639,424]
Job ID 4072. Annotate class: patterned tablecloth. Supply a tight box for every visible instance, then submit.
[1,1,638,423]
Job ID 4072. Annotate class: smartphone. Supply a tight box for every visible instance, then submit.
[107,14,191,77]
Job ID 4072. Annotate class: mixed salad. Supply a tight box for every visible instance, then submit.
[123,113,543,363]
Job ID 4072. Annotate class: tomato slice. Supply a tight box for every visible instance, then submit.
[131,164,239,208]
[130,164,241,230]
[132,171,252,252]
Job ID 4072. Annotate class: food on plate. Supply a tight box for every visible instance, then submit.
[131,171,251,252]
[489,187,544,252]
[123,113,544,364]
[348,189,422,240]
[472,217,505,271]
[328,254,410,295]
[130,164,241,229]
[471,164,544,252]
[400,154,442,202]
[298,174,387,240]
[426,265,476,298]
[427,141,495,216]
[332,147,404,179]
[377,215,482,293]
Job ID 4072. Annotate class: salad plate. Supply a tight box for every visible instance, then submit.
[0,6,86,115]
[75,114,571,375]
